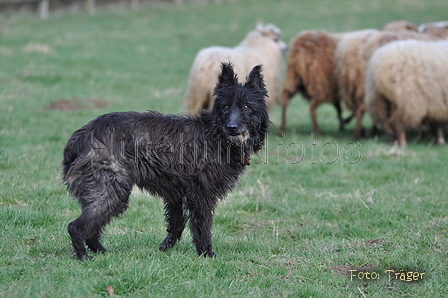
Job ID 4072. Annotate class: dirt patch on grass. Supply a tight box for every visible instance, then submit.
[363,238,383,246]
[45,97,109,111]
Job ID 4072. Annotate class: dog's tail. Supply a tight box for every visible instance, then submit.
[62,126,89,181]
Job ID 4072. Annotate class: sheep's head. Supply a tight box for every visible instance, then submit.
[419,21,448,38]
[381,20,418,32]
[255,23,288,54]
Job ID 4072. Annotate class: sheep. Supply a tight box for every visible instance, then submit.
[334,29,378,139]
[381,20,418,32]
[280,20,418,136]
[185,24,287,114]
[365,30,438,61]
[363,30,441,140]
[419,21,448,38]
[365,39,448,148]
[279,30,346,135]
[334,22,422,139]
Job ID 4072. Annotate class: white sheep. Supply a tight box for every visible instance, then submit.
[365,39,448,147]
[185,24,287,113]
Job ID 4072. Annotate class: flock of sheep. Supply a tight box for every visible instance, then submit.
[184,21,448,148]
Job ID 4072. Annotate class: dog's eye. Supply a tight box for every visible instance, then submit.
[223,105,229,110]
[243,105,249,110]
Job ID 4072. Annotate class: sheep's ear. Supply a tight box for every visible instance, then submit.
[215,62,239,91]
[406,23,417,31]
[256,23,268,36]
[245,65,267,95]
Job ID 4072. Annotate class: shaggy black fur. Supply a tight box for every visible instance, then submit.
[62,62,270,259]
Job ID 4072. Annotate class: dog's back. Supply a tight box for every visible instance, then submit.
[63,111,216,176]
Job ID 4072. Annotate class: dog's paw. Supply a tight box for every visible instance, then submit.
[159,242,171,252]
[159,238,175,252]
[199,251,216,258]
[74,252,92,261]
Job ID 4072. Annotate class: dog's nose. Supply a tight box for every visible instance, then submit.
[227,122,238,133]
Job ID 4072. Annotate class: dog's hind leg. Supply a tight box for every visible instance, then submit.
[68,203,116,260]
[67,217,90,260]
[85,227,107,254]
[159,200,187,252]
[67,169,132,260]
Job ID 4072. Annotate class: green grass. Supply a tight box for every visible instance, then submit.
[1,0,448,297]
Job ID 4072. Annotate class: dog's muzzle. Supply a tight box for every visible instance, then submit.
[225,122,249,144]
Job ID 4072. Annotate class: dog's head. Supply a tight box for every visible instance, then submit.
[212,62,270,153]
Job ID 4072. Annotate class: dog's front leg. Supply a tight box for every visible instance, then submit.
[188,198,216,258]
[160,200,187,252]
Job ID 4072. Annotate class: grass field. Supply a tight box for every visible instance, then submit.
[1,0,448,297]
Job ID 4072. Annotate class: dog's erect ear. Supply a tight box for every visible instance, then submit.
[244,65,267,95]
[215,62,239,91]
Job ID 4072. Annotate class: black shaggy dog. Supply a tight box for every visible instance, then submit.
[62,62,270,260]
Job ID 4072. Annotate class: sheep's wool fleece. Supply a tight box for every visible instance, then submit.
[366,40,448,128]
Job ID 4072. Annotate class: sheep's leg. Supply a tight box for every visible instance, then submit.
[413,126,424,144]
[334,101,344,131]
[397,131,407,148]
[380,120,396,145]
[310,99,322,135]
[279,92,291,136]
[437,126,445,145]
[370,124,380,139]
[343,113,355,125]
[391,121,407,148]
[353,104,365,139]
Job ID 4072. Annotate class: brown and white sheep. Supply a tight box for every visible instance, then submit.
[334,29,378,139]
[185,24,287,114]
[334,22,423,139]
[365,39,448,147]
[280,20,418,136]
[279,30,345,135]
